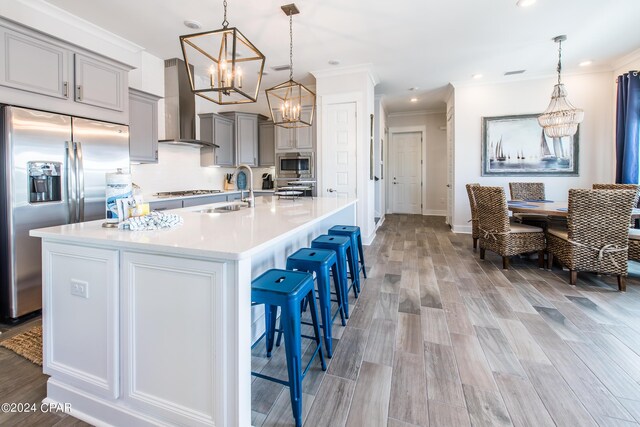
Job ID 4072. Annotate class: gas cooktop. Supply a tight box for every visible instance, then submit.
[153,190,224,198]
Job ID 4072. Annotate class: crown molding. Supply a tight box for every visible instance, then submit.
[388,109,446,118]
[311,63,379,86]
[612,47,640,73]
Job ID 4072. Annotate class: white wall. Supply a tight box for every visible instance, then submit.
[387,112,448,216]
[452,71,616,232]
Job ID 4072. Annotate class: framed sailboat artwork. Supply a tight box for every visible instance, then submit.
[481,114,579,176]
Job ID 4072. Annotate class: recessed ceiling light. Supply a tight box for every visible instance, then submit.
[183,20,202,30]
[579,60,592,67]
[516,0,536,7]
[409,87,419,91]
[328,60,340,66]
[472,74,483,79]
[410,97,418,103]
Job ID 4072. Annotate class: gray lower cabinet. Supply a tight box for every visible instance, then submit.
[0,27,70,99]
[259,122,275,166]
[75,54,126,112]
[182,195,228,207]
[129,89,160,163]
[149,199,183,211]
[221,112,259,167]
[200,113,234,167]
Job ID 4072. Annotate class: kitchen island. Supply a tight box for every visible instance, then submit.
[30,196,357,427]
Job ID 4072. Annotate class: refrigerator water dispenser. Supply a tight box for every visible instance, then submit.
[28,161,61,203]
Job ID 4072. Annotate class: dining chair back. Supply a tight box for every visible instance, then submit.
[509,182,545,200]
[592,183,640,207]
[465,183,480,249]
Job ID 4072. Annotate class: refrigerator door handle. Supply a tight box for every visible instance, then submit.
[76,141,85,222]
[66,141,77,223]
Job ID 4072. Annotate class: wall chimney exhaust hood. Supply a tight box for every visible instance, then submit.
[159,58,219,148]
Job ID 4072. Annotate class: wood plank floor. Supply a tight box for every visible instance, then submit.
[252,214,640,426]
[5,214,640,426]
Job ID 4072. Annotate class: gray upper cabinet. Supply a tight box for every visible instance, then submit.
[259,121,275,167]
[221,112,259,167]
[75,54,126,111]
[199,113,234,167]
[129,89,160,163]
[274,107,315,152]
[0,27,70,99]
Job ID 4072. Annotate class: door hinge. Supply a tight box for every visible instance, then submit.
[421,160,423,164]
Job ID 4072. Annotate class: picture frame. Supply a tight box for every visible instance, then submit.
[481,114,579,176]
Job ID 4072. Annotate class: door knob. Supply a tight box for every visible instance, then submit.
[446,184,451,187]
[327,188,336,193]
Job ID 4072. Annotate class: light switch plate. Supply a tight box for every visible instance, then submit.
[70,279,89,298]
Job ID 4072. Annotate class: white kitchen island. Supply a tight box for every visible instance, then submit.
[30,196,357,427]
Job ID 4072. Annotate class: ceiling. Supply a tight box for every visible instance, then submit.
[45,0,640,113]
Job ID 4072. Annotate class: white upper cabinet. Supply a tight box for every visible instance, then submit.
[0,27,70,99]
[75,54,126,111]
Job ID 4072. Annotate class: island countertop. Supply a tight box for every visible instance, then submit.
[30,196,357,260]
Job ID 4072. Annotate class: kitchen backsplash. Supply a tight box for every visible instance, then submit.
[131,144,275,195]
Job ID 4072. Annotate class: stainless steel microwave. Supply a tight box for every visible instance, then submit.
[276,152,314,178]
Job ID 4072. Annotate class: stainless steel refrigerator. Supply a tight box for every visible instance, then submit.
[0,106,129,319]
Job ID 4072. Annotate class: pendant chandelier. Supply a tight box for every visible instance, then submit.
[538,35,584,138]
[180,0,265,105]
[265,4,315,128]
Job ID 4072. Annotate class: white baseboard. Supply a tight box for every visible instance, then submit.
[452,224,472,234]
[363,230,376,246]
[375,216,385,229]
[423,209,446,216]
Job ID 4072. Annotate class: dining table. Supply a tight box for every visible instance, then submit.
[507,199,640,219]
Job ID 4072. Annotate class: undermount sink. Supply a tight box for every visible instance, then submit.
[197,204,246,213]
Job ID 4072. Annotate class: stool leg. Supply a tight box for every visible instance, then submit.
[281,301,303,427]
[306,291,327,371]
[357,234,367,279]
[332,263,347,324]
[316,266,333,357]
[264,304,278,357]
[346,245,360,296]
[336,252,351,315]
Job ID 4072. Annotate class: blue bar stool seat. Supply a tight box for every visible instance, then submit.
[311,234,359,311]
[251,269,326,427]
[329,225,367,287]
[284,248,346,358]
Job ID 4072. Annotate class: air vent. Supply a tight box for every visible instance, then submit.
[504,69,526,76]
[271,64,292,72]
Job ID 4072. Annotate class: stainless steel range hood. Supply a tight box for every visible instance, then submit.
[159,58,219,148]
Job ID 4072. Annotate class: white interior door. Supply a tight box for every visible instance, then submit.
[390,131,422,214]
[322,102,357,199]
[446,107,454,226]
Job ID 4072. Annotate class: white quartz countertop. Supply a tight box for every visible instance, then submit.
[30,196,357,260]
[145,189,276,203]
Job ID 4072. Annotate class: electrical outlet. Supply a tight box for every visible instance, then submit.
[70,279,89,298]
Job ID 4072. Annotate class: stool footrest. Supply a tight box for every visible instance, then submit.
[251,371,289,387]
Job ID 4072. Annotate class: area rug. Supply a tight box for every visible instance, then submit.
[0,325,43,366]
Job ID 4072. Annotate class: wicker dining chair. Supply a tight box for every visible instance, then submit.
[474,186,546,270]
[509,182,546,201]
[546,189,636,291]
[466,183,480,250]
[508,182,549,228]
[593,184,640,228]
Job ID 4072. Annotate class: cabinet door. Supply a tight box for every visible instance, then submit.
[129,90,159,163]
[214,116,235,166]
[259,123,275,166]
[294,107,314,150]
[75,54,126,111]
[0,28,70,99]
[236,114,258,166]
[42,242,119,398]
[273,111,294,151]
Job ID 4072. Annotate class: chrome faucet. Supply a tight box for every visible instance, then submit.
[233,164,254,208]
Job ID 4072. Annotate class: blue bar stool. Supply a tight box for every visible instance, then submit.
[251,269,326,427]
[284,248,346,358]
[311,234,359,311]
[329,225,367,287]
